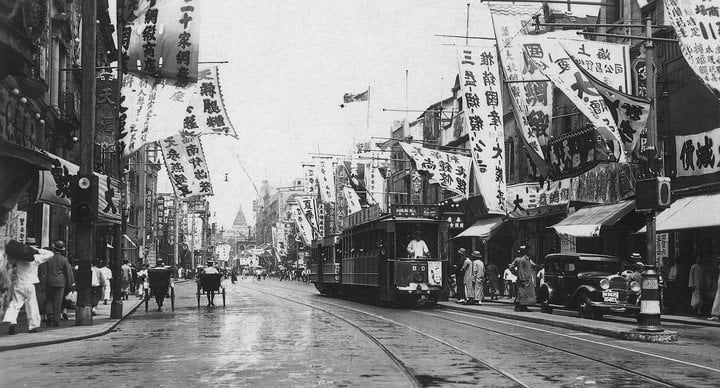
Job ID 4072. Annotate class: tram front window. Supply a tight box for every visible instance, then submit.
[396,223,437,259]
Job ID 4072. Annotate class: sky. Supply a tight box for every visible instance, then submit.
[153,0,499,228]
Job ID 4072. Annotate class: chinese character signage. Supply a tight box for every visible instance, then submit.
[665,0,720,95]
[37,154,122,223]
[518,36,628,163]
[367,166,386,212]
[315,160,335,203]
[126,0,200,84]
[558,36,631,93]
[400,143,472,198]
[290,204,313,246]
[505,180,571,219]
[303,163,318,195]
[570,162,636,204]
[548,127,608,179]
[456,45,506,214]
[296,196,320,237]
[675,126,720,177]
[492,11,552,177]
[342,186,362,215]
[160,134,213,199]
[182,66,238,138]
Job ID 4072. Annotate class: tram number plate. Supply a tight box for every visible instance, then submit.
[602,290,618,303]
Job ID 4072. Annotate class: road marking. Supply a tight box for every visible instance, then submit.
[434,310,720,374]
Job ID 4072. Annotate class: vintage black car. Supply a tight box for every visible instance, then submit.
[537,253,641,319]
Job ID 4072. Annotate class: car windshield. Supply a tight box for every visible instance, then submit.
[576,258,621,273]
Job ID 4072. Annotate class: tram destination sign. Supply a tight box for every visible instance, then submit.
[391,204,438,219]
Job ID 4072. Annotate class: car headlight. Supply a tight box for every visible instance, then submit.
[599,278,610,290]
[630,281,641,292]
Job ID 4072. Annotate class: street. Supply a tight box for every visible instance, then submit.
[3,279,720,387]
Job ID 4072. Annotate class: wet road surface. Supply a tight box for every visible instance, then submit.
[2,278,720,387]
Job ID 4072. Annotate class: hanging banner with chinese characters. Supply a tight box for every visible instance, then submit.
[182,66,238,138]
[505,179,572,219]
[342,186,362,214]
[296,196,320,236]
[367,166,386,212]
[548,126,617,179]
[518,36,628,163]
[302,162,318,195]
[290,205,313,246]
[583,69,649,158]
[126,0,200,84]
[491,10,552,177]
[555,35,632,93]
[36,154,122,224]
[665,0,720,95]
[160,134,213,199]
[570,162,636,204]
[456,45,506,214]
[315,160,336,203]
[675,126,720,177]
[399,143,472,198]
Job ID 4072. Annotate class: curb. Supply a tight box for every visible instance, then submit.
[0,298,144,353]
[439,303,678,343]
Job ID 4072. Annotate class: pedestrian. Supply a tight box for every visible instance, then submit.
[471,251,485,305]
[2,239,54,334]
[662,257,679,314]
[121,260,132,300]
[231,268,238,284]
[136,264,149,298]
[201,261,220,306]
[503,264,517,298]
[485,261,500,300]
[707,256,720,321]
[462,251,474,305]
[99,260,112,305]
[454,248,468,303]
[43,241,74,327]
[150,259,168,311]
[90,259,103,315]
[510,246,535,312]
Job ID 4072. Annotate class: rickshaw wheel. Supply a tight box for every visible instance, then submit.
[196,284,201,308]
[171,286,175,311]
[144,289,149,312]
[222,287,226,307]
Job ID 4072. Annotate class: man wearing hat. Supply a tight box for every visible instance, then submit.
[454,248,469,303]
[43,241,75,327]
[510,245,536,312]
[622,253,644,283]
[2,238,54,334]
[462,251,475,305]
[471,251,485,305]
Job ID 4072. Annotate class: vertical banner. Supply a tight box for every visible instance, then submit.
[296,196,320,237]
[342,186,362,214]
[368,166,386,212]
[126,0,200,84]
[291,205,313,246]
[302,163,318,195]
[315,160,336,203]
[518,36,628,163]
[457,45,507,214]
[665,0,720,95]
[161,135,213,199]
[558,37,632,93]
[182,66,239,138]
[399,143,472,198]
[492,11,552,174]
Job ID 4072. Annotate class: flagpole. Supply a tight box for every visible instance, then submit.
[366,85,371,138]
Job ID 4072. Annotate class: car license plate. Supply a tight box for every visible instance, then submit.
[603,290,619,303]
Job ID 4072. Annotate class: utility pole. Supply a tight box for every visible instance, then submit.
[76,0,96,326]
[174,196,180,276]
[643,17,658,267]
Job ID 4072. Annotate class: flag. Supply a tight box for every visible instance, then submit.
[342,90,368,104]
[290,205,313,246]
[400,143,472,198]
[342,187,362,214]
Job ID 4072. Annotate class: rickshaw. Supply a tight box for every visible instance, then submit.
[196,270,226,307]
[144,266,175,312]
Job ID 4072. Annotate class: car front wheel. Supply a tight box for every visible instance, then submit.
[577,295,593,319]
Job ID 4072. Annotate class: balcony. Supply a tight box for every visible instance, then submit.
[58,91,80,124]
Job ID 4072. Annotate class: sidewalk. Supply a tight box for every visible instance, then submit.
[0,296,144,352]
[438,296,682,343]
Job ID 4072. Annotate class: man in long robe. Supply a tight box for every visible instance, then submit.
[510,246,535,312]
[462,253,474,305]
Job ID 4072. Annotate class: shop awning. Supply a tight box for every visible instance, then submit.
[638,193,720,232]
[453,217,504,240]
[552,200,635,237]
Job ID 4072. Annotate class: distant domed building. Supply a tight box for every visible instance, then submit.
[229,207,250,239]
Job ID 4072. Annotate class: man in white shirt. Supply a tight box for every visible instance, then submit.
[406,231,429,258]
[3,238,54,334]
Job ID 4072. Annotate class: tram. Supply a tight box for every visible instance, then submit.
[310,204,445,306]
[308,234,341,296]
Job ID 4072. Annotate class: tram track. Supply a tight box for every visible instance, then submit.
[239,282,528,387]
[248,281,720,387]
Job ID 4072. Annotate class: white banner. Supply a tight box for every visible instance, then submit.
[315,160,336,203]
[456,45,506,214]
[400,143,472,198]
[126,0,200,83]
[367,166,386,212]
[182,66,238,138]
[302,163,318,195]
[557,36,632,93]
[505,180,571,219]
[342,186,362,214]
[296,196,319,236]
[675,126,720,177]
[665,0,720,95]
[161,134,213,199]
[37,154,122,223]
[290,205,313,246]
[519,36,627,163]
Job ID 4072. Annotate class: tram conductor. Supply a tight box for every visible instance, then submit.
[406,231,429,258]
